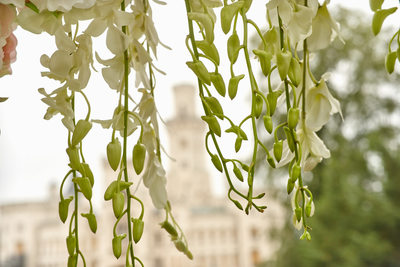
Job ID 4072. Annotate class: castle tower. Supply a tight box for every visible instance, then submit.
[166,84,212,205]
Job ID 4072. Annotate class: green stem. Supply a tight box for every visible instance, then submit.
[121,1,135,265]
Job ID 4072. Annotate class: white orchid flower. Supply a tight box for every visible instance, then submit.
[308,1,343,51]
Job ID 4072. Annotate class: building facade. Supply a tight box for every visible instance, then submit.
[0,84,283,267]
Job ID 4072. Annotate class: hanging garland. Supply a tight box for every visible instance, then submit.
[0,0,398,266]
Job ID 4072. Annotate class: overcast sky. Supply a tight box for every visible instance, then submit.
[0,1,373,204]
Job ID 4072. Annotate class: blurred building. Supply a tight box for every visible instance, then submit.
[0,84,283,267]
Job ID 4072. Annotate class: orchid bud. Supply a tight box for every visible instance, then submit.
[254,95,263,118]
[132,143,146,175]
[210,72,226,97]
[295,207,302,222]
[201,115,221,137]
[220,1,245,34]
[227,32,240,64]
[112,191,124,218]
[112,234,126,259]
[132,218,144,243]
[267,90,281,116]
[174,240,187,252]
[232,200,243,210]
[284,126,296,152]
[287,180,295,194]
[104,180,133,200]
[107,138,121,171]
[196,40,220,65]
[273,140,283,162]
[288,58,301,87]
[267,155,276,168]
[66,235,76,256]
[81,213,97,233]
[263,115,273,134]
[211,154,223,172]
[59,197,73,223]
[253,49,272,76]
[290,164,301,182]
[72,176,92,200]
[385,51,397,74]
[71,120,92,146]
[79,163,94,186]
[288,107,300,129]
[233,165,244,182]
[186,61,211,85]
[161,221,178,237]
[66,147,80,170]
[235,137,242,152]
[276,50,292,80]
[372,7,398,36]
[204,96,224,119]
[185,249,194,260]
[67,254,78,267]
[228,74,245,99]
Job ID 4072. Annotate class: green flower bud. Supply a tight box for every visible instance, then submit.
[211,154,223,172]
[263,115,273,134]
[284,126,296,152]
[235,137,242,152]
[241,164,250,172]
[227,32,240,64]
[185,249,194,260]
[253,49,272,76]
[160,221,178,237]
[132,143,146,175]
[228,74,245,99]
[72,176,92,200]
[220,1,245,34]
[233,165,244,182]
[287,179,295,194]
[288,58,301,87]
[295,207,302,222]
[174,240,187,252]
[107,138,121,171]
[288,107,300,129]
[273,140,283,162]
[267,155,276,168]
[196,40,220,65]
[104,181,133,201]
[81,213,97,233]
[66,147,80,170]
[132,218,144,243]
[232,200,243,210]
[210,72,226,97]
[385,51,397,74]
[112,192,124,218]
[204,96,224,119]
[188,12,214,44]
[112,234,126,259]
[276,50,292,80]
[369,0,384,11]
[71,120,92,147]
[254,95,263,118]
[305,201,313,217]
[372,7,397,36]
[66,235,76,256]
[186,61,211,85]
[201,115,221,136]
[58,197,73,223]
[67,254,78,267]
[79,163,94,186]
[290,164,301,182]
[267,90,282,116]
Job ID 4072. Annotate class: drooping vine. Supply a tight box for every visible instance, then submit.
[0,0,399,266]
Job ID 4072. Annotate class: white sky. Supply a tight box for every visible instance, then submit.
[0,1,375,204]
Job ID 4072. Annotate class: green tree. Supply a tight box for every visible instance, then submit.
[270,8,400,267]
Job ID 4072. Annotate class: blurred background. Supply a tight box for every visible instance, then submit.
[1,2,400,267]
